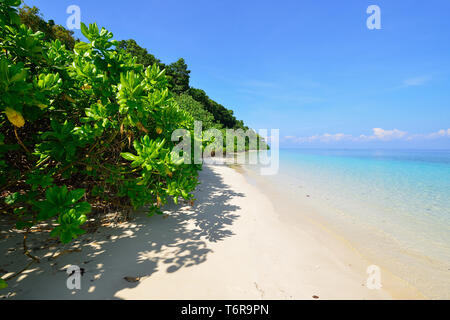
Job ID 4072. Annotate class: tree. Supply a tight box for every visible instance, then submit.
[1,0,202,288]
[117,39,162,67]
[18,5,75,50]
[175,93,219,130]
[117,40,191,94]
[166,58,190,94]
[188,88,245,129]
[52,25,75,50]
[116,40,247,129]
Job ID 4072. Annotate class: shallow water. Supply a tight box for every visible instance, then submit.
[241,149,450,299]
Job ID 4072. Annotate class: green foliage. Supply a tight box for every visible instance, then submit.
[116,38,248,130]
[18,5,75,50]
[166,58,190,94]
[0,0,21,28]
[188,88,246,129]
[222,129,269,152]
[175,93,218,129]
[0,1,201,250]
[0,278,7,289]
[36,186,91,243]
[117,39,162,68]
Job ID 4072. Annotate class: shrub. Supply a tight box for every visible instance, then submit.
[175,93,219,130]
[0,0,201,253]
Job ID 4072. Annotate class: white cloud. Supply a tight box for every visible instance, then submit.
[284,128,450,144]
[429,129,450,138]
[370,128,408,141]
[319,133,353,142]
[407,129,450,140]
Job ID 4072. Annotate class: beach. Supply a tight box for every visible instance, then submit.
[0,163,424,299]
[2,0,448,305]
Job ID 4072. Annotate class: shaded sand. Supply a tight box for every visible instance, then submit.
[0,164,423,299]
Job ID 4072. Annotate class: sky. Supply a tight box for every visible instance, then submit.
[24,0,450,148]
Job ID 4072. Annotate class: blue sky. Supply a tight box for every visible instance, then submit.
[24,0,450,148]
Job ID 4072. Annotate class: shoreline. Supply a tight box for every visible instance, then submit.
[235,147,450,299]
[237,163,426,299]
[1,164,423,299]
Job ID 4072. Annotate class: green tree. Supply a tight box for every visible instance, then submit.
[188,88,246,129]
[117,39,162,68]
[117,40,191,94]
[166,58,190,94]
[116,39,247,129]
[175,93,219,130]
[18,5,75,50]
[0,0,202,287]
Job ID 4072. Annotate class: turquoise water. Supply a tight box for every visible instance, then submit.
[246,149,450,298]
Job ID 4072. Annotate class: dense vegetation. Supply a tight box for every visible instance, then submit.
[0,0,203,288]
[0,0,266,289]
[16,5,265,141]
[17,5,249,131]
[117,39,247,130]
[18,4,75,50]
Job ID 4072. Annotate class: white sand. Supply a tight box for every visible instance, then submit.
[0,164,423,299]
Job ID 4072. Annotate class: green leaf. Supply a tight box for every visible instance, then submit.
[69,189,86,202]
[74,42,90,51]
[0,278,8,289]
[50,227,61,238]
[121,152,139,161]
[4,192,19,205]
[80,23,89,39]
[73,202,91,215]
[61,230,72,244]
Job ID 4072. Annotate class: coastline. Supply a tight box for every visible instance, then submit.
[238,148,450,299]
[1,164,423,299]
[237,162,427,299]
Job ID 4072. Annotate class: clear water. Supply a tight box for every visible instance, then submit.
[245,149,450,299]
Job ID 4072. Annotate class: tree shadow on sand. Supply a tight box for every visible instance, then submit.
[1,165,244,299]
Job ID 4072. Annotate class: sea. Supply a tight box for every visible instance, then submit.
[240,148,450,299]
